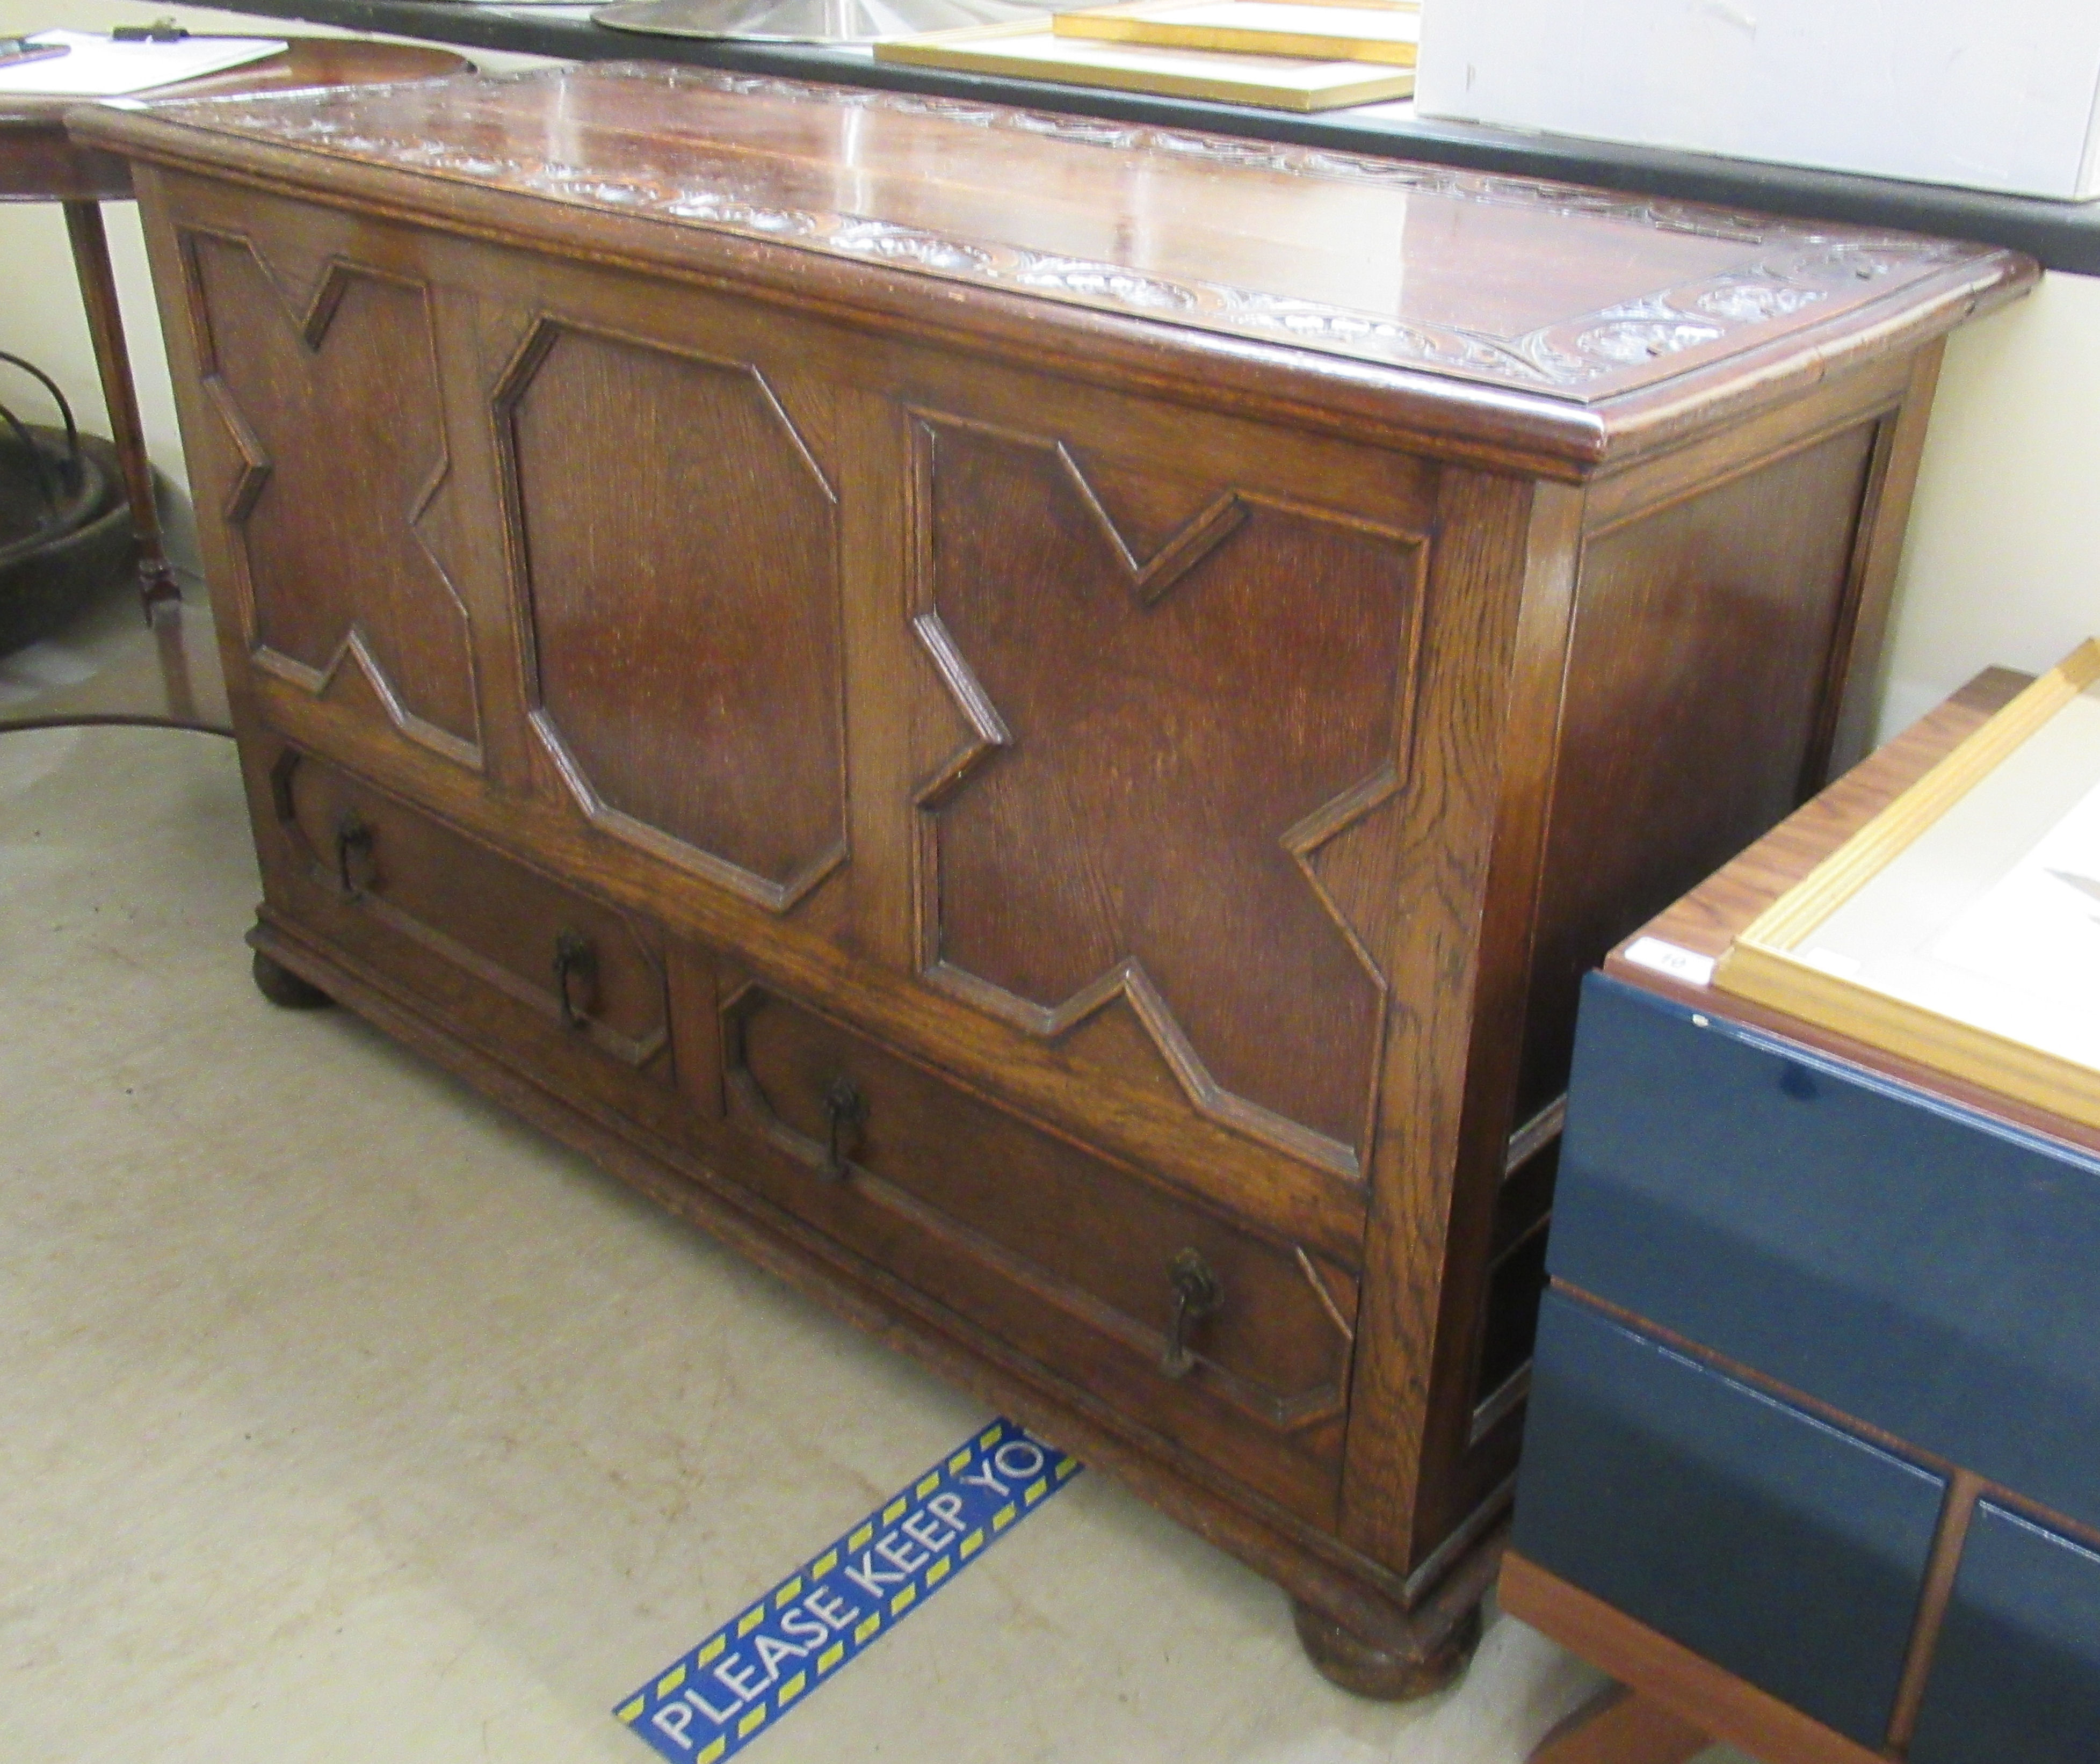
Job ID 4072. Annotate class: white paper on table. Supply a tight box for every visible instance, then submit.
[1801,678,2100,1080]
[0,30,285,97]
[1924,774,2100,1072]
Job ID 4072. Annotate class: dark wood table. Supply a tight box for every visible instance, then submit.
[0,36,468,735]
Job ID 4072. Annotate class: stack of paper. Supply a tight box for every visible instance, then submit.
[0,30,286,98]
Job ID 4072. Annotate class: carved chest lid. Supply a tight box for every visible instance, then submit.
[77,64,2031,438]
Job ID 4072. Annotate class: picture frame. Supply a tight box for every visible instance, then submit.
[1714,637,2100,1130]
[1052,0,1420,69]
[873,18,1416,108]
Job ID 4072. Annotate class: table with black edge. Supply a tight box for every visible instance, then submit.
[12,0,2099,743]
[70,0,2100,277]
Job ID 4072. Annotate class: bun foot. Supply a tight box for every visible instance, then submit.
[1292,1596,1481,1701]
[251,948,332,1010]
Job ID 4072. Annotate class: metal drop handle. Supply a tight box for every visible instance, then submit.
[553,930,596,1030]
[334,810,373,898]
[1161,1247,1223,1378]
[821,1076,866,1181]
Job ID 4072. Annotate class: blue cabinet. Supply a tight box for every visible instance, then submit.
[1911,1504,2100,1764]
[1550,974,2100,1535]
[1515,971,2100,1754]
[1515,1293,1944,1747]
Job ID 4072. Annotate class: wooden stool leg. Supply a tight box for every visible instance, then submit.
[62,198,180,619]
[1530,1683,1711,1764]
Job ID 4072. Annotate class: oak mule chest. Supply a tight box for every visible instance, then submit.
[75,66,2031,1691]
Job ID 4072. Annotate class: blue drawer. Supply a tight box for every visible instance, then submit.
[1514,1291,1945,1748]
[1910,1502,2100,1764]
[1552,974,2100,1534]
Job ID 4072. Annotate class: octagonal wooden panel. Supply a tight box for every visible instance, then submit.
[503,323,846,910]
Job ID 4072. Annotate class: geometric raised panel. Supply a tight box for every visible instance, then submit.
[186,232,477,760]
[912,415,1428,1176]
[501,323,845,911]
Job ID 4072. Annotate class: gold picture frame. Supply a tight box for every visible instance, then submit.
[873,19,1415,109]
[1053,0,1421,69]
[1715,637,2100,1130]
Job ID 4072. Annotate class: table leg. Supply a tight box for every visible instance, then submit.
[62,198,179,620]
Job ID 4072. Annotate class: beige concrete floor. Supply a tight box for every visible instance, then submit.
[0,723,1756,1763]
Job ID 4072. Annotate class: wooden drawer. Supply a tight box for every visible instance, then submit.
[262,746,692,1143]
[711,977,1358,1526]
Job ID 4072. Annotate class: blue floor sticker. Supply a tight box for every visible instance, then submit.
[615,1418,1083,1761]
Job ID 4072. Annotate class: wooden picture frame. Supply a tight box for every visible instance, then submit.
[1053,0,1421,69]
[1715,638,2100,1131]
[873,19,1416,108]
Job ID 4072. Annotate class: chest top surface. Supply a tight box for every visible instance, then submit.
[90,63,2030,413]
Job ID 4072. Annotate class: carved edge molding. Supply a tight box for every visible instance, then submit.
[143,67,1981,400]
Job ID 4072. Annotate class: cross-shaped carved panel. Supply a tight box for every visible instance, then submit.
[186,231,476,758]
[913,416,1428,1174]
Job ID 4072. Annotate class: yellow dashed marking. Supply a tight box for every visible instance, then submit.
[916,1473,940,1497]
[819,1642,845,1674]
[780,1672,807,1705]
[855,1614,881,1644]
[698,1740,727,1764]
[738,1707,767,1738]
[656,1666,687,1697]
[812,1549,838,1578]
[979,1425,1001,1447]
[961,1530,984,1558]
[774,1577,803,1608]
[1025,1477,1047,1505]
[892,1586,917,1616]
[993,1504,1017,1531]
[1056,1456,1080,1479]
[849,1523,873,1550]
[737,1607,764,1637]
[926,1557,951,1587]
[948,1449,971,1472]
[616,1697,645,1723]
[697,1636,725,1666]
[882,1498,907,1525]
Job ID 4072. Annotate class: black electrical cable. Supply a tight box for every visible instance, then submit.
[0,351,81,498]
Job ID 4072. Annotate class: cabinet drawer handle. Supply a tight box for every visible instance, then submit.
[335,810,374,898]
[1161,1247,1223,1378]
[821,1076,867,1181]
[553,930,597,1030]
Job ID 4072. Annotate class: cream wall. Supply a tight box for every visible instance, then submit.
[1,0,2092,743]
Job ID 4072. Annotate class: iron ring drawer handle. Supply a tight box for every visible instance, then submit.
[821,1076,866,1181]
[553,929,597,1030]
[1161,1247,1223,1379]
[334,810,374,898]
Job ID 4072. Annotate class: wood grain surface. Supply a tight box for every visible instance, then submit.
[93,66,2034,1687]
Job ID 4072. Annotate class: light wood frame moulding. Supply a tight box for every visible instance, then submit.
[1714,636,2100,1130]
[1052,0,1421,69]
